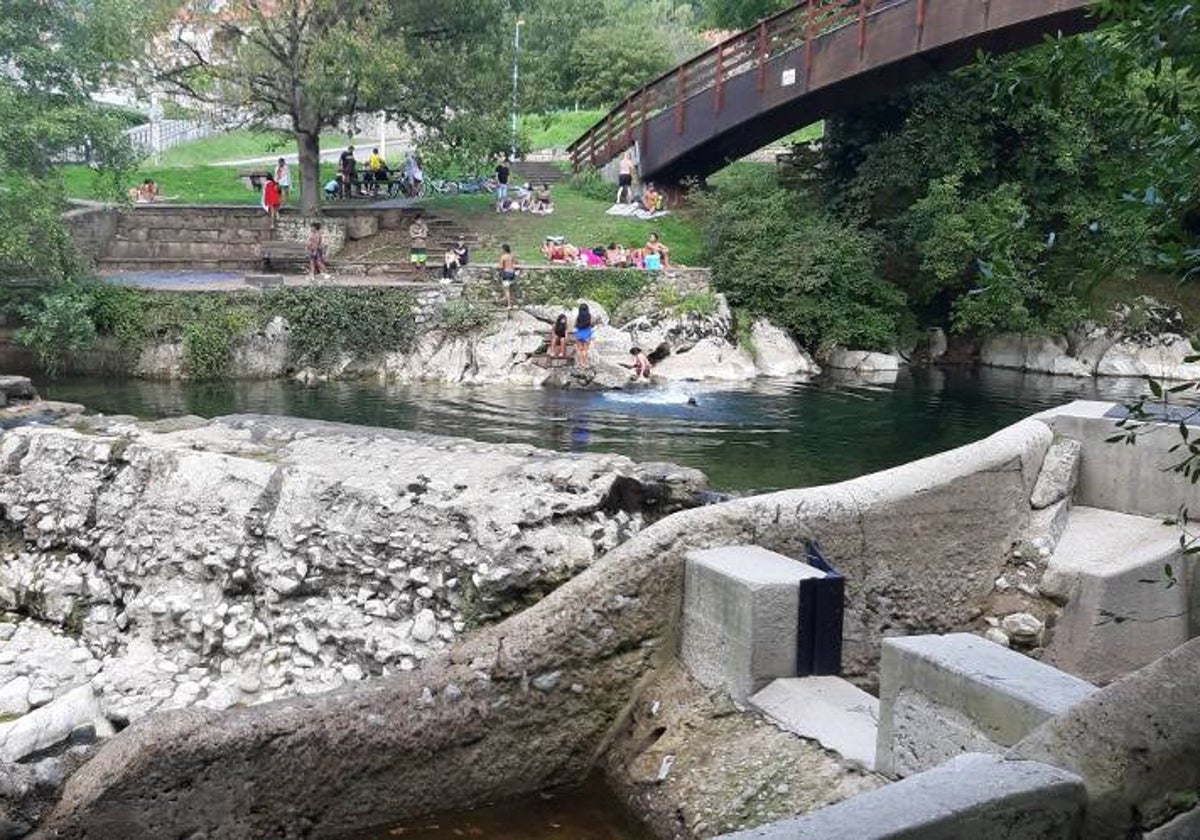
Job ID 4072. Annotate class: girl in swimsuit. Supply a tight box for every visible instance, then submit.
[574,303,595,369]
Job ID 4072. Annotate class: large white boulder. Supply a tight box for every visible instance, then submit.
[0,684,114,763]
[750,319,820,377]
[1096,335,1200,380]
[827,349,900,373]
[653,338,758,381]
[979,334,1091,378]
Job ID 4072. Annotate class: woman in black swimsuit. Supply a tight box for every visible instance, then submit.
[550,314,569,358]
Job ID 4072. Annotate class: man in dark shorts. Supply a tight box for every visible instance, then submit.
[495,157,511,212]
[617,152,634,204]
[498,243,517,308]
[339,145,357,198]
[409,213,428,277]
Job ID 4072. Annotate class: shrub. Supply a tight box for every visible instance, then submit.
[265,286,418,368]
[697,167,906,351]
[439,298,493,332]
[16,285,98,376]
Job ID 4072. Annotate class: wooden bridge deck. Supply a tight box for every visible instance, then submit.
[569,0,1097,183]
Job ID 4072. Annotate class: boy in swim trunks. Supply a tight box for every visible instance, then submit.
[409,213,428,278]
[499,244,517,308]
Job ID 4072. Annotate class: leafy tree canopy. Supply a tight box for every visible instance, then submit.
[157,0,508,213]
[1,0,148,282]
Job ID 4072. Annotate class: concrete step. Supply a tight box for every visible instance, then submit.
[1039,505,1189,684]
[749,677,879,770]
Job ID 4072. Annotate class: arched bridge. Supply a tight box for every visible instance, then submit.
[568,0,1096,183]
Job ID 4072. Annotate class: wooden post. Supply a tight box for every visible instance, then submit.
[714,45,725,114]
[756,22,768,93]
[675,64,687,135]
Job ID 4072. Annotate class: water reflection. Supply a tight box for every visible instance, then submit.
[27,367,1148,493]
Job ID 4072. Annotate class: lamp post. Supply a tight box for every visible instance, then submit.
[510,19,524,160]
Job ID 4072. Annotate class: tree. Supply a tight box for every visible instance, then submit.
[1,0,147,283]
[158,0,506,215]
[698,0,791,30]
[515,0,702,111]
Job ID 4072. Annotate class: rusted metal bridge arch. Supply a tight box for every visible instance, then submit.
[568,0,1096,184]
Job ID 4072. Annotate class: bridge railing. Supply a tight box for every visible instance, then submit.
[567,0,904,172]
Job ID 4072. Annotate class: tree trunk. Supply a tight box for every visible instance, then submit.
[296,130,322,216]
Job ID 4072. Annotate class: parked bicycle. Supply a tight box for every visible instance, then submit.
[427,175,499,196]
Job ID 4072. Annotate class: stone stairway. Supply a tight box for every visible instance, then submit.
[1038,505,1188,684]
[99,206,275,272]
[511,161,570,186]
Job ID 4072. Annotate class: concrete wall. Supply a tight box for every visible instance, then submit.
[1011,636,1200,840]
[1036,400,1200,518]
[875,634,1097,777]
[62,203,120,267]
[714,753,1086,840]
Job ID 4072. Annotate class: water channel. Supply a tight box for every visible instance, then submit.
[31,366,1146,493]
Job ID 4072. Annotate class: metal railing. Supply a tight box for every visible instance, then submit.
[567,0,905,171]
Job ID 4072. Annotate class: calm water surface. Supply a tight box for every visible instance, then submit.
[32,366,1145,492]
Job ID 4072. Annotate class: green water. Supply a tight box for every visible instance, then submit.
[30,366,1144,493]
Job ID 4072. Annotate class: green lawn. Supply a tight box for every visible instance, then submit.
[154,130,348,167]
[521,110,606,151]
[423,189,704,267]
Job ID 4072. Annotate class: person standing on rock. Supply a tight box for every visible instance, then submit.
[498,244,518,309]
[409,213,429,278]
[574,302,595,369]
[274,158,291,203]
[550,313,569,359]
[261,175,281,227]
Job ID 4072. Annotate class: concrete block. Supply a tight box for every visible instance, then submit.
[1011,637,1200,840]
[876,633,1097,777]
[681,546,826,701]
[714,753,1086,840]
[1030,437,1081,509]
[750,677,879,769]
[1040,506,1188,684]
[1036,400,1200,518]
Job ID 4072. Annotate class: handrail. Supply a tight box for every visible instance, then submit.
[567,0,904,171]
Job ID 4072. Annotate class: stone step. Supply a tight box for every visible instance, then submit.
[1039,506,1189,684]
[749,677,879,770]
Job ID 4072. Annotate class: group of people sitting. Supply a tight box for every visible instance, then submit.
[546,303,652,379]
[540,232,670,270]
[129,179,160,203]
[496,182,554,215]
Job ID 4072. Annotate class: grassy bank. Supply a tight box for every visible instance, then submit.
[422,189,703,266]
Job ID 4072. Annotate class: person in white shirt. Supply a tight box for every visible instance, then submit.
[274,158,292,203]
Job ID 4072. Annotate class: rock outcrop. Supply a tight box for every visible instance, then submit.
[979,298,1200,380]
[0,415,707,727]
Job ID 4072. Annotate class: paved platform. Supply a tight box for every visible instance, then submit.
[750,676,879,769]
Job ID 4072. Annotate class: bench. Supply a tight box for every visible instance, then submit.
[260,241,309,272]
[237,171,271,191]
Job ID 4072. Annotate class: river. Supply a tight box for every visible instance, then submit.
[31,366,1147,493]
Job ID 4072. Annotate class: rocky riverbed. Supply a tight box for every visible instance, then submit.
[0,413,706,754]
